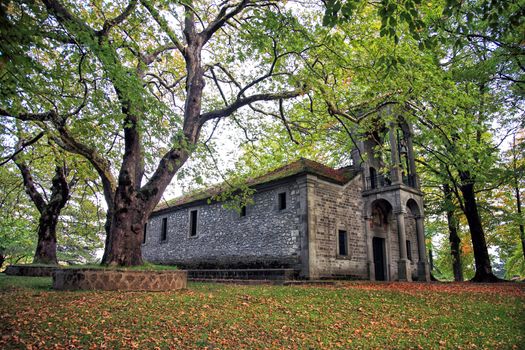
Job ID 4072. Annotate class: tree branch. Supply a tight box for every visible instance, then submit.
[42,0,97,37]
[201,0,250,44]
[98,0,138,37]
[12,152,47,214]
[199,88,306,123]
[139,0,185,54]
[0,132,44,167]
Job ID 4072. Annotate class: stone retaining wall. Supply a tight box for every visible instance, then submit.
[52,269,187,291]
[5,265,57,277]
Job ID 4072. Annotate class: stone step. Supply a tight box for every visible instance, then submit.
[187,268,299,281]
[189,278,278,285]
[282,280,337,286]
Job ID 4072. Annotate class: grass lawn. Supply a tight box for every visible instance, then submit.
[0,275,523,349]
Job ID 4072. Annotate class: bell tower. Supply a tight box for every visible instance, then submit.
[353,108,430,281]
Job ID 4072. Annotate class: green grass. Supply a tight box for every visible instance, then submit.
[0,275,523,349]
[0,275,52,290]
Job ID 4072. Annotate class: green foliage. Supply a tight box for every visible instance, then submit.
[0,165,38,265]
[0,127,104,265]
[323,0,427,46]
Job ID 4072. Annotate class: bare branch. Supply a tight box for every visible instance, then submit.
[278,99,299,144]
[0,108,61,123]
[201,0,250,44]
[200,88,306,123]
[0,132,45,167]
[12,152,47,214]
[142,45,178,65]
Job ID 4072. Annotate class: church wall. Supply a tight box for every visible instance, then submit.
[389,216,400,281]
[142,179,304,269]
[310,174,368,278]
[387,213,419,280]
[405,213,420,279]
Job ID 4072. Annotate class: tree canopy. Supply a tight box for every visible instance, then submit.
[0,0,523,277]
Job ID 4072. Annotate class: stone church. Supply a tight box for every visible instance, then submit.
[143,118,431,282]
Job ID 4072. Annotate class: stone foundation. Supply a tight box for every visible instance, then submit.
[5,264,57,277]
[52,269,187,291]
[187,268,298,281]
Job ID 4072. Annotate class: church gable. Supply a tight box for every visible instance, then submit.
[306,174,368,279]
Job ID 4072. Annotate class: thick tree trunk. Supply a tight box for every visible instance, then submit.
[459,181,501,282]
[101,193,146,266]
[101,149,192,266]
[446,210,463,282]
[101,13,204,266]
[14,149,70,265]
[32,166,70,265]
[443,184,463,281]
[33,213,59,265]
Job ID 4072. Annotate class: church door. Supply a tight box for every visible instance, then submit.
[373,237,386,281]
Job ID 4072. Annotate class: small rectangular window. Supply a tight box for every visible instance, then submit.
[338,230,348,256]
[278,192,287,210]
[240,205,247,217]
[406,240,412,261]
[143,222,147,244]
[190,210,198,237]
[161,218,167,241]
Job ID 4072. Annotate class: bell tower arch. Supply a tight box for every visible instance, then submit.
[356,107,430,281]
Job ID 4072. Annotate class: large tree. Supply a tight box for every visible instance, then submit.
[0,0,316,266]
[0,129,104,266]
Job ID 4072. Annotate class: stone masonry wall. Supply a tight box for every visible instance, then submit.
[311,174,368,278]
[383,212,419,281]
[405,213,420,279]
[388,215,400,281]
[142,179,304,269]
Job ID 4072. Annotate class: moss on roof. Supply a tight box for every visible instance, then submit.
[154,158,357,213]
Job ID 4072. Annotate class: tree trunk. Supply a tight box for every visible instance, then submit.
[443,184,463,281]
[516,185,525,260]
[101,144,192,266]
[511,134,525,260]
[32,166,70,265]
[33,213,59,265]
[446,209,463,282]
[101,191,146,266]
[459,181,501,282]
[14,148,70,265]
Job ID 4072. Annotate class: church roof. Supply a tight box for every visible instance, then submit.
[153,158,357,214]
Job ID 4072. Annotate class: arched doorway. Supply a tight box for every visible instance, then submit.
[370,199,393,281]
[406,198,429,280]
